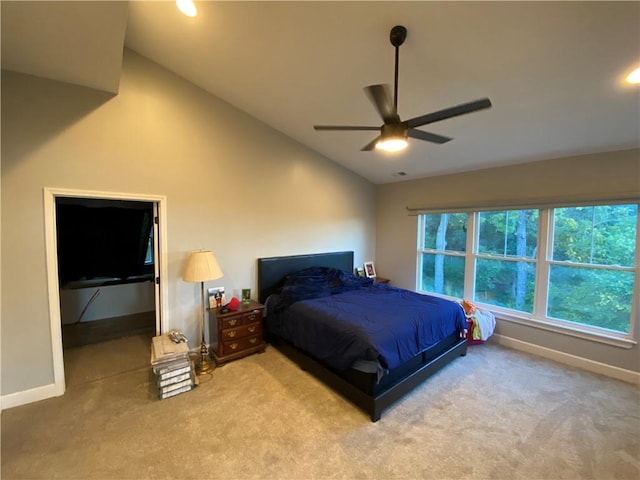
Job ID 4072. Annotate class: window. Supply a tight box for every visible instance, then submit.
[548,205,637,333]
[475,210,538,313]
[418,213,467,298]
[417,203,639,343]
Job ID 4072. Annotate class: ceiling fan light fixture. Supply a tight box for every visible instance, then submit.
[376,124,408,152]
[376,137,408,152]
[176,0,198,17]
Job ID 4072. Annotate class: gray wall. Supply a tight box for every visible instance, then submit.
[375,150,640,372]
[60,283,155,324]
[1,49,376,397]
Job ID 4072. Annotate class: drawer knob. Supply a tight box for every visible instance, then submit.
[247,314,256,321]
[230,343,238,350]
[249,338,257,344]
[228,331,236,338]
[248,326,256,333]
[229,319,238,326]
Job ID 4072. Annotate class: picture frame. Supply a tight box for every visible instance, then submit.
[364,261,376,278]
[354,267,366,278]
[241,288,251,304]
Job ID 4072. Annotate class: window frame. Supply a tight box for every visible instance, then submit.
[416,205,639,349]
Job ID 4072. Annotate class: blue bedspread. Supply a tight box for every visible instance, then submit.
[266,268,466,372]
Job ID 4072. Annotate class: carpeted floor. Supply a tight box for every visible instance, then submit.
[62,311,156,349]
[2,337,639,479]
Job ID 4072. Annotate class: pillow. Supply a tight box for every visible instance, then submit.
[274,267,372,311]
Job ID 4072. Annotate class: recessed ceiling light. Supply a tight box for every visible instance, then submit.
[176,0,197,17]
[626,67,640,84]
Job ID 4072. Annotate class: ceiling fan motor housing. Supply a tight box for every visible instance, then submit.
[381,122,407,140]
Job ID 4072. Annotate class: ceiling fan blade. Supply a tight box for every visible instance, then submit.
[405,98,492,129]
[361,136,380,151]
[407,129,452,144]
[314,125,380,131]
[364,84,399,123]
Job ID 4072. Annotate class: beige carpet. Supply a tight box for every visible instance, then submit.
[2,337,639,480]
[62,311,155,349]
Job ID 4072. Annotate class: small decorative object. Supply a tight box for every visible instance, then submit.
[227,297,240,311]
[364,261,376,278]
[242,288,251,304]
[354,267,365,277]
[220,297,241,314]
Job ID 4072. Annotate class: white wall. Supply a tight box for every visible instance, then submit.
[375,150,640,374]
[1,49,376,397]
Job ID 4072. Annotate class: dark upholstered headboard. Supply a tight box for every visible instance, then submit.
[257,251,354,304]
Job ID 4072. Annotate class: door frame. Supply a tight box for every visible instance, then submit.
[43,187,169,396]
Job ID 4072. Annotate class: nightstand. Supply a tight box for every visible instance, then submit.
[374,277,390,284]
[208,301,266,366]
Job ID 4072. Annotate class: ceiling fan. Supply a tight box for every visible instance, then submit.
[313,25,492,152]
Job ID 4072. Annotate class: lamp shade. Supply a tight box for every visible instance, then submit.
[183,250,223,283]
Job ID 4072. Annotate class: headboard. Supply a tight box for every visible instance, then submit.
[257,251,354,304]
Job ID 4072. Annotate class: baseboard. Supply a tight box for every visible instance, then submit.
[490,334,640,385]
[1,382,64,411]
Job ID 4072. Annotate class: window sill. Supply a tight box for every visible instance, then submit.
[494,310,638,349]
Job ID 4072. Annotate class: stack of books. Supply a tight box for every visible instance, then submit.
[150,334,196,399]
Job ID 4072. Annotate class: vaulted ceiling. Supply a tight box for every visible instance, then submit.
[2,1,639,184]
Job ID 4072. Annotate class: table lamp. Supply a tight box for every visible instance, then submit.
[183,250,223,375]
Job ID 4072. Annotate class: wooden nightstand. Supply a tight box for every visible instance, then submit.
[208,301,266,366]
[374,277,390,284]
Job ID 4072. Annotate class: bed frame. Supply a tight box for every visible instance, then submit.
[257,251,468,421]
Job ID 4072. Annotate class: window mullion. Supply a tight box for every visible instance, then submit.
[415,215,425,289]
[465,212,477,300]
[534,209,551,320]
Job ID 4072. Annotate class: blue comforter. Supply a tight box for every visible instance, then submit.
[266,268,466,372]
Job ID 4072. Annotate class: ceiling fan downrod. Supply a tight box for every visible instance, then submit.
[390,25,407,115]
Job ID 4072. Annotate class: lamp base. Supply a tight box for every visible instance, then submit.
[195,342,215,376]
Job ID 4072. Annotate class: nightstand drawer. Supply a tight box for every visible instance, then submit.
[221,323,262,341]
[222,335,262,355]
[243,309,262,325]
[221,316,242,329]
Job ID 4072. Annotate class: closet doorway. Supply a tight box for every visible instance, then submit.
[44,188,168,395]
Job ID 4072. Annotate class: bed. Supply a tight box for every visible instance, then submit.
[257,251,468,421]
